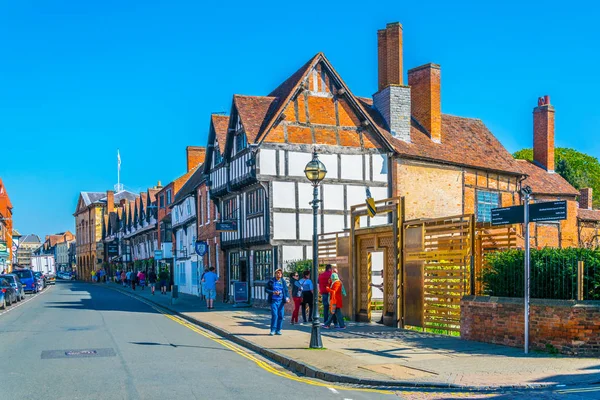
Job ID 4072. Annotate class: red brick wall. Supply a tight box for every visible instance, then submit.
[461,296,600,356]
[580,188,593,210]
[377,22,403,90]
[197,182,225,299]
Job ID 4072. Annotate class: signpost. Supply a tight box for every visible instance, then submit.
[491,200,567,226]
[154,250,163,261]
[216,221,238,232]
[491,195,567,354]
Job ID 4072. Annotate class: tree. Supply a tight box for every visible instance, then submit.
[513,147,600,208]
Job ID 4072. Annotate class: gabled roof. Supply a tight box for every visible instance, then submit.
[80,192,105,206]
[203,114,230,174]
[234,95,278,143]
[20,234,41,244]
[578,208,600,222]
[516,160,579,196]
[173,164,205,204]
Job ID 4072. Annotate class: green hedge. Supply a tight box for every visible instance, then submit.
[482,248,600,300]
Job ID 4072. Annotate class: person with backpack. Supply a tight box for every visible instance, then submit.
[322,273,346,329]
[289,272,303,325]
[265,268,289,336]
[299,270,314,324]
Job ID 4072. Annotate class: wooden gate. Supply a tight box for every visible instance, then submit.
[403,215,474,333]
[474,226,519,295]
[350,197,402,326]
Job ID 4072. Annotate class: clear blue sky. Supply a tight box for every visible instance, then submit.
[1,0,598,238]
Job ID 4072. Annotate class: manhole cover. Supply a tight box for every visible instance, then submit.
[41,348,116,359]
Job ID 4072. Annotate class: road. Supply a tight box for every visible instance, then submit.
[0,281,598,400]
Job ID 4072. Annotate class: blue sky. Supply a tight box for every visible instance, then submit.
[1,0,598,238]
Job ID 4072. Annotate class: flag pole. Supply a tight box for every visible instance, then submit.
[117,149,121,192]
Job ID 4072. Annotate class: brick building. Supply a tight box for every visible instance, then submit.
[0,178,13,271]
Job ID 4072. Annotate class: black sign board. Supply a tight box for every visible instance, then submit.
[234,281,248,303]
[216,221,238,232]
[491,200,568,226]
[491,205,523,226]
[107,242,119,257]
[530,200,567,222]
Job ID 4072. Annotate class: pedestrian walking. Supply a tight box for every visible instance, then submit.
[289,271,302,325]
[91,270,96,282]
[148,269,157,295]
[200,267,208,300]
[120,270,126,286]
[126,270,131,286]
[322,273,346,329]
[158,268,168,295]
[299,270,314,324]
[265,268,289,336]
[201,267,218,309]
[318,264,334,324]
[138,271,146,290]
[131,271,137,290]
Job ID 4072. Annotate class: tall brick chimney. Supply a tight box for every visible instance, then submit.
[580,188,593,210]
[533,95,555,172]
[378,22,403,90]
[186,146,206,172]
[373,22,411,142]
[408,63,442,143]
[106,190,115,214]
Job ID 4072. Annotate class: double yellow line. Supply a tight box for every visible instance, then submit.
[133,293,393,394]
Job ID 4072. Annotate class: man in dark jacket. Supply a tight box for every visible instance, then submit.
[265,268,289,336]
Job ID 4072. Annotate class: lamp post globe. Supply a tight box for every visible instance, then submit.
[304,149,326,349]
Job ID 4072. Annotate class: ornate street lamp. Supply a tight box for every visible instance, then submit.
[304,149,327,349]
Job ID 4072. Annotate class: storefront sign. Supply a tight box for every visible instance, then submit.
[318,256,349,265]
[195,241,208,257]
[216,221,237,232]
[154,250,163,260]
[107,242,119,257]
[0,241,8,257]
[234,281,249,303]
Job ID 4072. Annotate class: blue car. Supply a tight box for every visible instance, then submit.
[13,269,38,293]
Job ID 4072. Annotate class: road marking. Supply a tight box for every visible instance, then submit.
[0,287,51,316]
[328,387,339,394]
[115,289,393,394]
[557,386,600,394]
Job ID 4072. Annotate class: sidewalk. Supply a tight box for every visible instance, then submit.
[108,283,600,389]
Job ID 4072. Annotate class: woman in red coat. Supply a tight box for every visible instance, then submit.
[322,273,346,329]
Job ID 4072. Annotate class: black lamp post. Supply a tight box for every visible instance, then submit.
[304,149,327,349]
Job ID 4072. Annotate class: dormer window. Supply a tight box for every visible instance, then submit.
[235,131,247,153]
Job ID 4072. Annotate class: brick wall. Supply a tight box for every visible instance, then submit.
[461,296,600,356]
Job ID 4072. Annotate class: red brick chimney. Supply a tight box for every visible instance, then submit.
[533,95,555,172]
[580,188,593,210]
[377,22,403,91]
[106,190,115,214]
[186,146,206,172]
[408,63,442,143]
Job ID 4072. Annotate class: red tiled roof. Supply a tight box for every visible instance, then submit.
[211,114,229,147]
[578,208,600,222]
[516,160,579,196]
[234,95,278,142]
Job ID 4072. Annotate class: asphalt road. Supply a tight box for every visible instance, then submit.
[0,281,598,400]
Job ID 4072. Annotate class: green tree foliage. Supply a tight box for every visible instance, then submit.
[513,147,600,207]
[482,248,600,300]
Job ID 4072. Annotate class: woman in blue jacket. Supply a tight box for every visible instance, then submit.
[265,268,290,336]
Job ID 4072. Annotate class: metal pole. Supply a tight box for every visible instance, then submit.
[309,184,323,349]
[524,192,530,355]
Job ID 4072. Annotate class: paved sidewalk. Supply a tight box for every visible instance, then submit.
[107,283,600,389]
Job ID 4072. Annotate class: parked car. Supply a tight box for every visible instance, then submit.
[58,271,74,280]
[13,269,38,293]
[45,273,56,285]
[34,271,46,290]
[0,278,18,307]
[0,274,25,301]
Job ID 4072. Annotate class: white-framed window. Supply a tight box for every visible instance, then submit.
[206,192,211,225]
[178,262,186,285]
[476,190,500,222]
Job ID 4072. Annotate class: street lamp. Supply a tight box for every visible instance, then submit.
[304,149,327,349]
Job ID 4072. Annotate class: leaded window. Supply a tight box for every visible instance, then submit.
[476,190,500,222]
[253,250,272,281]
[230,252,240,281]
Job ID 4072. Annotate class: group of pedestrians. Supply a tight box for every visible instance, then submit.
[267,264,346,336]
[91,268,107,283]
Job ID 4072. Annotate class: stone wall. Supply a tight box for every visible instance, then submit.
[461,296,600,356]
